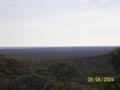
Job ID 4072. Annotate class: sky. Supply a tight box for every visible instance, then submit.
[0,0,120,47]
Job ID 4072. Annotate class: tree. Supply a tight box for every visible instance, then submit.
[106,48,120,90]
[48,61,78,89]
[109,48,120,74]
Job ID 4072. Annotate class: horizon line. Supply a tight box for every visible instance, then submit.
[0,45,119,48]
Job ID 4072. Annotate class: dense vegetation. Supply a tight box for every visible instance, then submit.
[105,48,120,90]
[0,48,119,90]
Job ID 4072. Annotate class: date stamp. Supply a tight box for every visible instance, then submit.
[87,76,114,83]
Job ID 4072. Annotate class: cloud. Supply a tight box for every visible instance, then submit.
[0,0,113,11]
[77,0,112,4]
[99,0,112,4]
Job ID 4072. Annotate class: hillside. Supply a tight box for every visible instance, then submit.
[0,54,32,79]
[0,48,119,90]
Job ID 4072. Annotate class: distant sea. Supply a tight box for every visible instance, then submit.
[0,47,117,61]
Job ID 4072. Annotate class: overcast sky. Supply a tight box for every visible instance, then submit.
[0,0,120,47]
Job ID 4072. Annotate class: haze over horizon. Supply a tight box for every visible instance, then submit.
[0,0,120,47]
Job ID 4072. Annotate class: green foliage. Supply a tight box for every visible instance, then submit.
[0,54,32,79]
[0,74,47,90]
[106,48,120,90]
[48,61,78,81]
[0,53,117,90]
[109,48,120,73]
[48,61,80,89]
